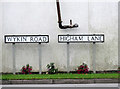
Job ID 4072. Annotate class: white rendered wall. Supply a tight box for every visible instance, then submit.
[89,2,118,70]
[0,2,2,72]
[1,0,118,73]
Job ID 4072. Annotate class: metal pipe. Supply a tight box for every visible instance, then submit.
[93,42,96,73]
[67,42,70,73]
[12,43,16,75]
[56,0,62,23]
[56,0,78,29]
[38,43,42,74]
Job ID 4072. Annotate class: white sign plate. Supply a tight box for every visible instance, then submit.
[5,35,49,43]
[58,34,104,43]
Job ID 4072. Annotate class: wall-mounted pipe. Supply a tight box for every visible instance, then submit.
[56,0,78,29]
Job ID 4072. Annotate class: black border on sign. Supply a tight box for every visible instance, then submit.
[4,35,49,43]
[58,34,104,43]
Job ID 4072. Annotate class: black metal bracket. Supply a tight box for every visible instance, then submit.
[56,0,79,29]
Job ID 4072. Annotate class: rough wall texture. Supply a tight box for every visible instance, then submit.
[0,2,2,72]
[89,2,118,70]
[1,1,118,73]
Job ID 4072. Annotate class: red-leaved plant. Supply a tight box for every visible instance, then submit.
[77,63,89,74]
[21,64,32,74]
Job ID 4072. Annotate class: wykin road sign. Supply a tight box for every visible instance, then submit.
[5,35,49,43]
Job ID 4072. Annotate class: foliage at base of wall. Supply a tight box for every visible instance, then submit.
[21,64,32,74]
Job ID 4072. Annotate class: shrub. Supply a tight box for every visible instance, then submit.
[118,67,120,70]
[77,63,89,74]
[21,64,32,74]
[46,63,58,74]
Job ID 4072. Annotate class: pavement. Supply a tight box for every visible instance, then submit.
[2,79,119,84]
[1,79,119,89]
[1,84,119,87]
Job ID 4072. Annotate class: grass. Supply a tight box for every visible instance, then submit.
[1,73,119,80]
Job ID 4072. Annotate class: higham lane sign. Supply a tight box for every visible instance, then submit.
[58,34,104,43]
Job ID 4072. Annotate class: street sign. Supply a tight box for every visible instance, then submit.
[58,34,104,43]
[5,35,49,74]
[5,35,49,43]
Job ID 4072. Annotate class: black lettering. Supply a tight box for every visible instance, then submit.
[30,37,33,42]
[59,36,64,41]
[67,36,71,41]
[39,37,42,42]
[13,37,16,41]
[79,36,83,40]
[91,36,95,41]
[95,36,100,41]
[75,36,78,41]
[99,36,102,41]
[87,36,90,41]
[17,37,20,41]
[6,37,12,42]
[22,37,27,42]
[64,36,67,41]
[34,37,38,42]
[43,37,47,42]
[70,36,74,41]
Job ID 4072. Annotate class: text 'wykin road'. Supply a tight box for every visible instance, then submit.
[5,35,49,43]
